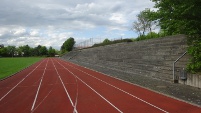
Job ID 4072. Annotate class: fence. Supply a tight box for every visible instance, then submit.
[74,37,123,49]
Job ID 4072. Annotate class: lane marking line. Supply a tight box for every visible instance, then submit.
[52,59,78,113]
[0,59,45,102]
[31,59,60,112]
[76,75,123,113]
[56,60,123,113]
[54,59,79,113]
[31,59,49,111]
[62,60,169,113]
[31,89,53,113]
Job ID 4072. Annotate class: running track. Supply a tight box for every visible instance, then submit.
[0,58,201,113]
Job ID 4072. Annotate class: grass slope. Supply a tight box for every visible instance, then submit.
[0,57,43,80]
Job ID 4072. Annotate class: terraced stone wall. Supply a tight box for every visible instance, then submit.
[62,34,201,88]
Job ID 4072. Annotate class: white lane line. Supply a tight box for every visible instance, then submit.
[76,75,123,113]
[63,61,169,113]
[31,64,60,112]
[56,60,123,113]
[54,59,79,113]
[51,59,78,113]
[0,60,45,102]
[55,59,79,113]
[31,59,49,111]
[59,76,74,106]
[31,89,53,113]
[73,84,79,113]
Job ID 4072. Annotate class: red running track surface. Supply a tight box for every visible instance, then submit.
[0,58,201,113]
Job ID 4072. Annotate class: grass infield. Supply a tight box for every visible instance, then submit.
[0,57,43,80]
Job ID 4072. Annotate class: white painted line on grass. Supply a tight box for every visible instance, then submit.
[64,61,169,113]
[56,60,123,113]
[31,59,49,111]
[0,60,45,102]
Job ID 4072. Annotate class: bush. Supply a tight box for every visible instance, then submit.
[187,36,201,73]
[135,32,164,41]
[92,39,133,47]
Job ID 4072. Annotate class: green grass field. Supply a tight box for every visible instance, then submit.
[0,57,43,80]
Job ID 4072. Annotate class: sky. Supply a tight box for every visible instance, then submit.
[0,0,155,50]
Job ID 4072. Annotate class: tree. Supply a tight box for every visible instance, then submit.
[19,45,31,57]
[103,39,111,44]
[7,46,16,57]
[132,21,142,36]
[151,0,201,35]
[0,47,8,57]
[36,45,42,56]
[31,45,40,56]
[16,47,23,56]
[39,46,48,56]
[132,9,156,37]
[0,44,4,48]
[48,46,56,57]
[61,37,75,54]
[141,9,158,38]
[31,47,38,56]
[151,0,201,72]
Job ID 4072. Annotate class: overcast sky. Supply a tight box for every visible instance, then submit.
[0,0,155,49]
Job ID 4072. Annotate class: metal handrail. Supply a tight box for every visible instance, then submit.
[173,51,187,83]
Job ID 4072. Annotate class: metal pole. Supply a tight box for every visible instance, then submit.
[173,51,187,83]
[173,62,176,82]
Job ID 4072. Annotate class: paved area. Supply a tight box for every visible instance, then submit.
[68,60,201,107]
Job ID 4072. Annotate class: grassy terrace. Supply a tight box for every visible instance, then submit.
[0,57,43,80]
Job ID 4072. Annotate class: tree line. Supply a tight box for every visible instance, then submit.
[0,44,58,57]
[0,37,76,57]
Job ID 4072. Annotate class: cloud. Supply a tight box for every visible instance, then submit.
[30,29,40,37]
[110,13,127,24]
[0,0,155,49]
[11,28,27,36]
